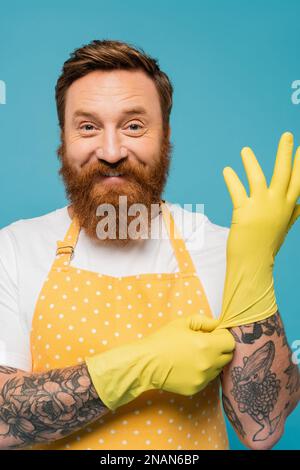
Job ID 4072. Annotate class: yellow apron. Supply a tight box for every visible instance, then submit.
[30,201,229,450]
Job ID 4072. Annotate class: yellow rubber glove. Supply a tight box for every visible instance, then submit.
[217,132,300,329]
[85,314,235,410]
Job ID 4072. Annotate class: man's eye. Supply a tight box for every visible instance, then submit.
[127,123,143,132]
[80,124,96,132]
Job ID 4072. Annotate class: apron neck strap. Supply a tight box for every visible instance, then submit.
[53,201,197,275]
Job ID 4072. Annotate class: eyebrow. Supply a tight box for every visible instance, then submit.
[72,106,149,122]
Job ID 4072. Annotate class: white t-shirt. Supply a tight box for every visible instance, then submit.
[0,201,229,372]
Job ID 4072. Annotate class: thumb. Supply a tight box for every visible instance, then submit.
[188,314,220,332]
[287,204,300,232]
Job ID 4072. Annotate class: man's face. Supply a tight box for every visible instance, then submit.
[59,69,172,245]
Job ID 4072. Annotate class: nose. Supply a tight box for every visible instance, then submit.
[96,130,128,164]
[96,146,127,165]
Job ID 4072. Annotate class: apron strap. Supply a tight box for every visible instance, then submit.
[53,201,198,275]
[53,214,80,269]
[160,202,198,275]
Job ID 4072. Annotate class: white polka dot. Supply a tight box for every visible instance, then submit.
[158,312,163,317]
[169,418,174,423]
[101,340,108,345]
[158,292,163,297]
[147,303,152,308]
[37,335,42,341]
[77,357,83,363]
[146,283,151,288]
[137,313,143,318]
[68,325,75,330]
[184,281,189,286]
[121,440,128,445]
[86,280,91,286]
[107,285,112,289]
[40,295,45,300]
[147,322,152,328]
[175,292,180,297]
[127,304,132,310]
[66,346,72,351]
[73,288,79,292]
[81,317,87,323]
[91,329,97,334]
[65,276,71,282]
[127,285,132,290]
[83,298,89,303]
[56,334,62,340]
[137,333,143,339]
[55,354,60,360]
[98,439,104,444]
[133,430,139,435]
[106,302,111,308]
[116,295,122,300]
[89,349,95,354]
[109,429,116,434]
[187,299,192,304]
[96,291,101,296]
[122,420,128,425]
[157,429,163,434]
[47,324,52,329]
[104,320,109,326]
[114,332,120,337]
[94,309,99,314]
[62,294,68,299]
[126,324,132,329]
[168,438,173,443]
[146,420,151,425]
[78,337,84,343]
[53,285,58,290]
[71,305,77,311]
[45,344,50,350]
[38,315,43,320]
[58,314,64,319]
[145,440,151,445]
[49,304,55,309]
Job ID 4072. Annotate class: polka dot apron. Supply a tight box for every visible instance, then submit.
[29,201,229,450]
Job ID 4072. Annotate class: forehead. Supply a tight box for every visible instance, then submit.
[65,69,161,118]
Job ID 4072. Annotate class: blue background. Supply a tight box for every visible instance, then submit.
[0,0,299,450]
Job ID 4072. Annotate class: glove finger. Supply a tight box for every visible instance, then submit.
[216,353,234,369]
[223,166,248,208]
[269,131,294,195]
[188,314,219,332]
[287,146,300,203]
[287,204,300,232]
[240,146,268,196]
[211,328,236,353]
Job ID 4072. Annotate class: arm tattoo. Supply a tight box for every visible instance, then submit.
[231,311,286,345]
[222,394,246,438]
[230,341,282,442]
[0,363,108,448]
[284,349,300,395]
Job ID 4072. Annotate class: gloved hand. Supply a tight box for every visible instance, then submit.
[85,314,235,411]
[217,132,300,329]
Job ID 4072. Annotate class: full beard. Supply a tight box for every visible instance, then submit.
[58,133,173,246]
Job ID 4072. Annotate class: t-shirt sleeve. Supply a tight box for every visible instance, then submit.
[0,227,31,371]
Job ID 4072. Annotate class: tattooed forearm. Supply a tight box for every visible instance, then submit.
[0,364,108,449]
[231,311,286,345]
[284,349,300,395]
[230,341,281,442]
[222,394,246,438]
[221,311,299,449]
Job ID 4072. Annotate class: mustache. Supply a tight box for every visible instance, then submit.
[76,160,147,185]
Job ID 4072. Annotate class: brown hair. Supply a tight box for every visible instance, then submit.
[55,39,173,135]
